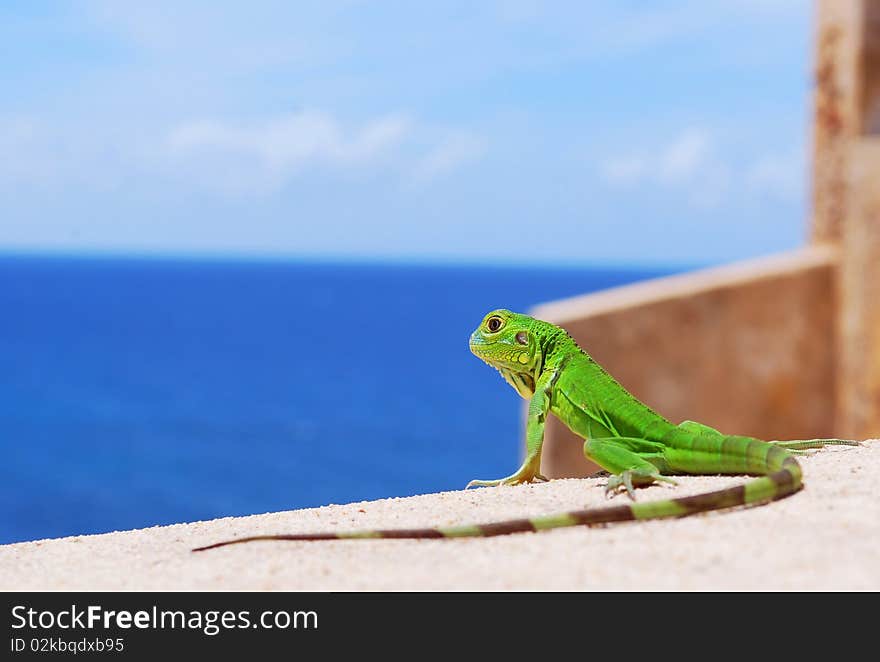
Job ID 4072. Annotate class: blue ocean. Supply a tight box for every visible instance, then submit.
[0,255,680,544]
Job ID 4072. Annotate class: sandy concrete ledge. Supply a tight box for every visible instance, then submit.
[2,441,878,591]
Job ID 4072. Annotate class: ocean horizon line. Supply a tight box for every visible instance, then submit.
[0,247,711,274]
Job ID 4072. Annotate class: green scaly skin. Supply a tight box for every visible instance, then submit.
[193,309,859,551]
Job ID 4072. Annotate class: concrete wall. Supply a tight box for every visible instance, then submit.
[530,248,837,478]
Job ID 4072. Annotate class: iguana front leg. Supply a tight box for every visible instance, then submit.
[466,369,555,488]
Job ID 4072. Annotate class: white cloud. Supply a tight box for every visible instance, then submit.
[658,128,711,183]
[599,127,729,209]
[599,129,807,211]
[165,111,412,192]
[164,111,489,193]
[168,111,411,170]
[745,151,805,202]
[411,132,488,183]
[1,108,485,198]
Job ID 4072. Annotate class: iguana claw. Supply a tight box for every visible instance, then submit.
[466,456,546,488]
[466,469,545,488]
[604,470,677,501]
[604,472,636,500]
[466,476,530,488]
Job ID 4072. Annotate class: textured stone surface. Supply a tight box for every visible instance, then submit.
[864,1,880,133]
[812,0,864,242]
[839,139,880,437]
[1,441,876,591]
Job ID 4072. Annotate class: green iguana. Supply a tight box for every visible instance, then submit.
[193,309,857,551]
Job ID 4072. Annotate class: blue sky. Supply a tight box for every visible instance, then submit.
[0,1,814,266]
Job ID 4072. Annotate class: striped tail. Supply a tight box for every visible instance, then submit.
[192,453,803,551]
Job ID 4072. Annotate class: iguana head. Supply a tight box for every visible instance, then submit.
[469,309,546,399]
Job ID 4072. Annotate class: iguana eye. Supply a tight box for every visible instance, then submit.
[487,316,503,332]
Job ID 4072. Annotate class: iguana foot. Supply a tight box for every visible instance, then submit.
[604,470,677,501]
[466,468,545,488]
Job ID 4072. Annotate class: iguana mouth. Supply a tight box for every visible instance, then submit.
[468,335,493,363]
